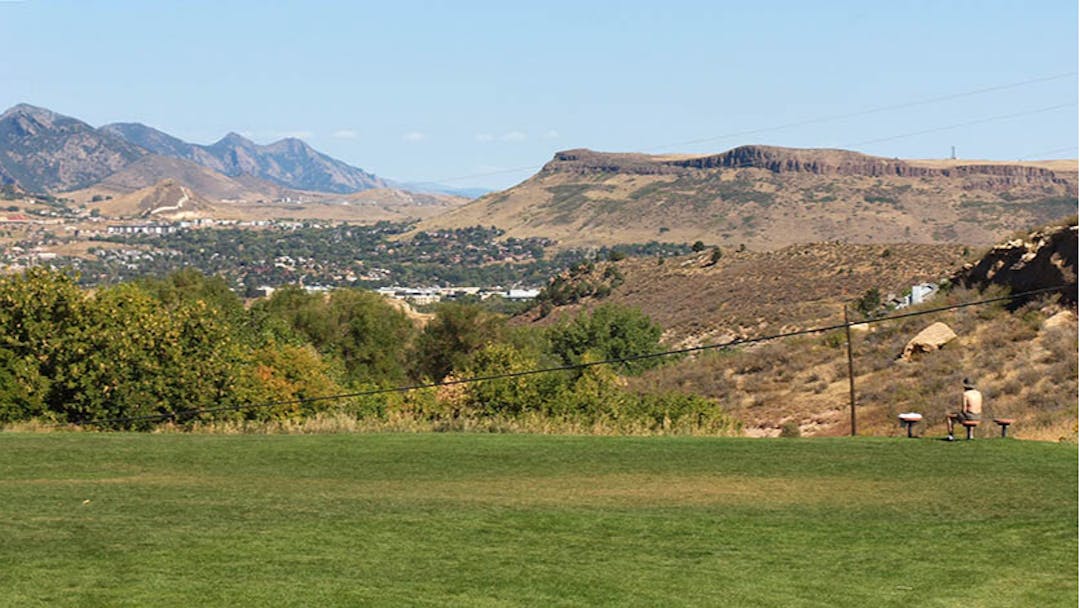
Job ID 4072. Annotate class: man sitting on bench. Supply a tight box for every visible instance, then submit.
[946,378,982,441]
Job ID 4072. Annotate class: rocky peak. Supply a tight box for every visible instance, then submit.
[1,103,83,138]
[266,137,315,156]
[1,103,58,121]
[212,132,256,149]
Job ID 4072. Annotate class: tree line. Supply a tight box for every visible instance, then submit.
[0,268,738,434]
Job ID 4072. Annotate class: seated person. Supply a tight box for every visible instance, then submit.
[946,378,982,440]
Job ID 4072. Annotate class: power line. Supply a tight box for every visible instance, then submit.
[1018,145,1079,161]
[58,284,1072,429]
[433,72,1078,184]
[841,101,1077,148]
[647,72,1079,152]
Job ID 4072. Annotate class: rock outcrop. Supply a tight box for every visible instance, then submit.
[901,322,958,361]
[953,222,1078,304]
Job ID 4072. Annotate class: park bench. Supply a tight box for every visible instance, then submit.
[992,418,1014,438]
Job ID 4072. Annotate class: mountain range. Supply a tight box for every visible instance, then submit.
[0,104,387,195]
[2,103,1076,249]
[99,122,386,194]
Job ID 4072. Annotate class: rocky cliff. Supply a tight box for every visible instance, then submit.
[543,145,1076,191]
[953,221,1078,304]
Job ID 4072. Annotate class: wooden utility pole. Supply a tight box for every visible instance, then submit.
[844,305,856,436]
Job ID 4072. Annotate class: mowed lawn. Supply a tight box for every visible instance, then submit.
[0,433,1075,607]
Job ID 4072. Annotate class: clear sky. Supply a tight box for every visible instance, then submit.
[1,0,1076,189]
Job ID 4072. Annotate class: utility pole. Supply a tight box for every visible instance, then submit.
[844,305,856,436]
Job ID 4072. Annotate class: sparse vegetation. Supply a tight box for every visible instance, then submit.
[632,285,1077,440]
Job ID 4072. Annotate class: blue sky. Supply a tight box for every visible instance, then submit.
[1,0,1076,189]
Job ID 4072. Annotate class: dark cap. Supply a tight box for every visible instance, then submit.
[963,377,975,389]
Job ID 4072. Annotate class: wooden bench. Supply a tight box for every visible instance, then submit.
[960,419,980,440]
[993,418,1015,438]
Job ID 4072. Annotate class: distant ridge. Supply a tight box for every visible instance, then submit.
[545,146,1074,184]
[417,145,1078,249]
[102,123,388,194]
[0,103,389,195]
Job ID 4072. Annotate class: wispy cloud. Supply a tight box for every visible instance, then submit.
[332,129,359,140]
[474,133,494,142]
[542,129,560,140]
[403,131,426,142]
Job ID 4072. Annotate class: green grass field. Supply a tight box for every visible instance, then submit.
[1,433,1075,607]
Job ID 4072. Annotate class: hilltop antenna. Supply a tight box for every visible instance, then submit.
[951,145,956,160]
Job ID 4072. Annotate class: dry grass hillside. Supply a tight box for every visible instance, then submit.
[92,179,216,219]
[515,220,1077,441]
[517,242,971,347]
[417,145,1077,249]
[630,289,1076,442]
[68,159,467,223]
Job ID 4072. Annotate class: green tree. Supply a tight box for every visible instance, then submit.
[546,304,664,375]
[0,268,86,420]
[138,268,246,325]
[47,282,245,427]
[324,289,415,385]
[0,346,47,423]
[250,286,415,386]
[855,288,882,318]
[412,302,506,381]
[456,342,556,417]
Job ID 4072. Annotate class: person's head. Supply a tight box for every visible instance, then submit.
[963,377,976,390]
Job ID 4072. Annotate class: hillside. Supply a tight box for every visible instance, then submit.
[71,154,288,203]
[516,242,972,347]
[517,220,1077,440]
[417,145,1078,249]
[204,188,467,223]
[92,179,217,220]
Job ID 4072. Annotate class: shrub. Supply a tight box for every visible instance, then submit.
[779,421,801,438]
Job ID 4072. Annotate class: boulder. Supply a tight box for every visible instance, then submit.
[1043,310,1076,331]
[901,322,957,361]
